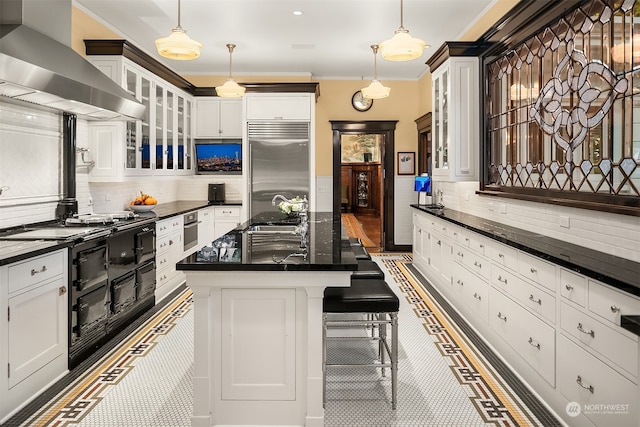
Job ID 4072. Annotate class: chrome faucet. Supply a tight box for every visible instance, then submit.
[271,194,289,206]
[272,252,308,264]
[437,188,444,207]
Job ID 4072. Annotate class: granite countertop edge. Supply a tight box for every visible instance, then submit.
[411,204,640,298]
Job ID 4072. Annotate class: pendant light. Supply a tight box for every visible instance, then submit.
[361,45,391,99]
[216,44,246,98]
[379,0,427,61]
[155,0,202,60]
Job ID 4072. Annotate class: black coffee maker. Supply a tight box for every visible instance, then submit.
[208,183,226,204]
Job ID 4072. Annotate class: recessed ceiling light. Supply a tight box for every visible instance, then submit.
[293,10,303,16]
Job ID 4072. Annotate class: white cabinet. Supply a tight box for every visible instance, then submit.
[155,215,184,303]
[412,208,640,427]
[213,206,241,239]
[195,98,243,138]
[87,56,193,180]
[198,206,216,247]
[220,288,296,400]
[1,249,68,423]
[245,93,313,120]
[431,56,479,181]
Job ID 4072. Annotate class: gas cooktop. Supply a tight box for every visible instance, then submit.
[65,211,135,226]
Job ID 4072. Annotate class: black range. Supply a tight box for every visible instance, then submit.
[0,212,157,368]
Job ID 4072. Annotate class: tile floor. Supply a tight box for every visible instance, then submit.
[5,254,560,427]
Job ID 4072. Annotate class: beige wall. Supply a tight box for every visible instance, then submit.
[71,1,516,177]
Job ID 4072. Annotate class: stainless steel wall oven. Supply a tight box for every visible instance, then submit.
[183,211,199,251]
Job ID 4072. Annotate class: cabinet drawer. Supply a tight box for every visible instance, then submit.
[560,302,638,378]
[489,287,555,386]
[588,280,640,328]
[491,242,518,272]
[8,250,65,294]
[560,268,587,307]
[491,265,555,323]
[156,216,183,237]
[156,234,174,255]
[455,244,490,280]
[517,252,555,292]
[456,231,490,257]
[214,206,241,218]
[558,334,638,427]
[454,266,489,323]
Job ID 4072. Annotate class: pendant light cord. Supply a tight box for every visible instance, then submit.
[227,44,236,79]
[398,0,405,30]
[372,45,379,80]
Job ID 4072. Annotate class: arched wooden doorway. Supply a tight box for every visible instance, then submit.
[331,120,399,251]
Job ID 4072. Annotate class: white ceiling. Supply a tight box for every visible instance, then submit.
[74,0,497,81]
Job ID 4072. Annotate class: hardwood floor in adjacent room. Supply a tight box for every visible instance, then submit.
[353,213,381,251]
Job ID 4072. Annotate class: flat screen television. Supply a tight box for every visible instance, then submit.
[195,143,242,174]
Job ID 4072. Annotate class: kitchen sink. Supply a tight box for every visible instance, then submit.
[246,224,299,235]
[247,234,307,264]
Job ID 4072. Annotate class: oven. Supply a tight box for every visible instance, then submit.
[184,211,199,251]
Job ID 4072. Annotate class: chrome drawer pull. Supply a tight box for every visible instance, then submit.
[577,323,595,338]
[457,252,464,257]
[465,237,470,242]
[576,376,594,394]
[530,267,537,273]
[437,240,441,246]
[474,261,482,268]
[456,279,464,286]
[473,293,482,301]
[529,294,542,305]
[498,276,508,284]
[528,337,540,350]
[610,305,621,313]
[498,253,504,258]
[31,265,47,276]
[565,284,574,291]
[497,312,507,322]
[479,244,484,248]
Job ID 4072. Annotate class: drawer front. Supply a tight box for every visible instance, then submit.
[491,265,556,323]
[560,268,587,307]
[156,216,183,237]
[156,234,173,255]
[457,267,489,323]
[489,287,555,386]
[214,206,241,218]
[491,242,518,272]
[560,302,638,378]
[457,245,490,280]
[588,280,640,328]
[517,252,555,292]
[8,250,65,294]
[558,334,638,427]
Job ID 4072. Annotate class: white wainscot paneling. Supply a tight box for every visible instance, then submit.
[394,175,414,245]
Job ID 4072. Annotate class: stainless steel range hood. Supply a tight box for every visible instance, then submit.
[0,1,145,120]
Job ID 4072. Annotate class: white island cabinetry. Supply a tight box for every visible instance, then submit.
[412,207,640,427]
[0,249,68,423]
[155,215,184,303]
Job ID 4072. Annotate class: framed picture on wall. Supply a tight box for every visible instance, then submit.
[398,152,415,175]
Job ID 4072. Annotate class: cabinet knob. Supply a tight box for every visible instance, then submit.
[59,286,67,296]
[610,305,621,313]
[530,267,537,273]
[565,284,574,291]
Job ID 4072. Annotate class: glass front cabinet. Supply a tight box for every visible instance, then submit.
[430,55,480,181]
[86,56,193,181]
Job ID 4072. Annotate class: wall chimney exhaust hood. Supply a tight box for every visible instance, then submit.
[0,4,145,120]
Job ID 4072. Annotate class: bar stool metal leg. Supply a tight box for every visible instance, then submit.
[391,312,398,410]
[322,312,327,408]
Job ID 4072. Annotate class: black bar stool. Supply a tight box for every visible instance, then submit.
[322,278,399,409]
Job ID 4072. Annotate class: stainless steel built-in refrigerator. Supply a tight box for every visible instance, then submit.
[248,122,310,218]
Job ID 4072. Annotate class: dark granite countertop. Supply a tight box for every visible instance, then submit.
[0,240,69,266]
[411,204,640,298]
[177,211,358,272]
[150,200,242,219]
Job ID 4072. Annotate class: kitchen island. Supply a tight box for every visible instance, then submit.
[177,212,358,427]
